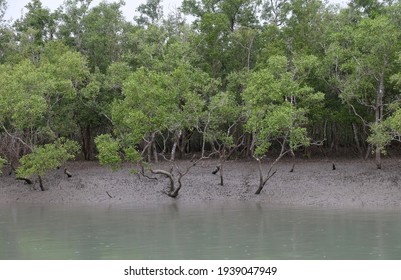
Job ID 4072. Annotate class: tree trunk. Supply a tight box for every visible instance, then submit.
[245,133,252,158]
[178,130,186,159]
[151,132,158,163]
[38,175,45,191]
[375,73,385,169]
[331,123,339,154]
[255,169,277,195]
[289,163,295,173]
[170,130,182,161]
[169,176,183,198]
[219,161,224,186]
[352,123,363,158]
[365,145,372,160]
[147,139,152,162]
[254,151,282,195]
[151,168,174,193]
[81,125,92,161]
[171,141,177,161]
[290,150,296,171]
[219,149,226,186]
[255,158,264,194]
[376,146,382,169]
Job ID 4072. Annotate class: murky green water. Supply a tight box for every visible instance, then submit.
[1,202,401,259]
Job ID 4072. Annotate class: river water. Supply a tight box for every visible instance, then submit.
[1,202,401,259]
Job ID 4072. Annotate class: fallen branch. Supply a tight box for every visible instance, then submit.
[16,177,33,184]
[106,191,113,198]
[212,165,220,175]
[64,168,72,178]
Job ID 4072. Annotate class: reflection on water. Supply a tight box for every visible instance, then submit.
[1,202,401,259]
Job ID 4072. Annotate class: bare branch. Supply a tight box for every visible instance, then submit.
[262,170,277,187]
[349,104,369,127]
[0,123,33,152]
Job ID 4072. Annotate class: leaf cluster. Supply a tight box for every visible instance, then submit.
[16,138,79,178]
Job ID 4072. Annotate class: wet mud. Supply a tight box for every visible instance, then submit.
[1,158,401,209]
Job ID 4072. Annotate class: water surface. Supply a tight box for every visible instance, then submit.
[1,202,401,259]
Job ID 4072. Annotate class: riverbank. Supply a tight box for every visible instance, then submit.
[1,158,401,208]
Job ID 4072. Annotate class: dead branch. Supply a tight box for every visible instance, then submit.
[0,123,33,152]
[106,191,113,198]
[64,168,72,178]
[16,177,33,184]
[212,165,220,174]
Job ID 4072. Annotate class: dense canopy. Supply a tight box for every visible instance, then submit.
[1,0,401,192]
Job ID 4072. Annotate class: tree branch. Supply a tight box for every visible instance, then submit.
[0,123,33,152]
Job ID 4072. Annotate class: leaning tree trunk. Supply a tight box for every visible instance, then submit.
[169,176,183,198]
[254,154,281,195]
[255,158,265,195]
[150,158,203,198]
[150,168,176,196]
[170,130,182,161]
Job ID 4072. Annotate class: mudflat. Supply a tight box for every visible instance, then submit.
[1,158,401,208]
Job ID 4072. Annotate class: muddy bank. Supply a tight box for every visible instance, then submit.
[1,158,401,208]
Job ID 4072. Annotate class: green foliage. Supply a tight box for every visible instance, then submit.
[386,109,401,133]
[243,55,324,157]
[367,122,392,153]
[123,147,141,164]
[370,108,401,153]
[208,90,244,147]
[14,0,56,46]
[3,0,401,177]
[135,0,163,26]
[0,156,6,175]
[94,134,122,169]
[16,138,79,178]
[57,0,127,73]
[0,41,89,114]
[338,15,399,103]
[80,1,127,73]
[0,60,49,129]
[115,67,176,134]
[104,62,131,92]
[182,0,260,77]
[0,0,6,22]
[331,13,401,159]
